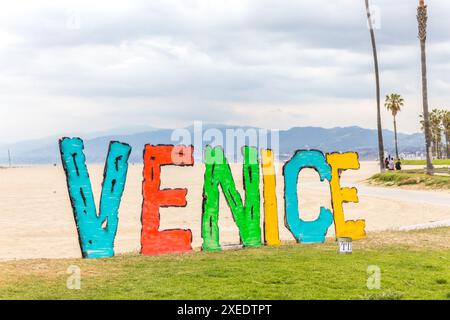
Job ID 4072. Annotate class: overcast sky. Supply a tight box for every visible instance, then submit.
[1,0,449,143]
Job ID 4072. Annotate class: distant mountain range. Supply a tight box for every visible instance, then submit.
[0,124,425,164]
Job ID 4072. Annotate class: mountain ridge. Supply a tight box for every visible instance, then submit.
[0,125,424,164]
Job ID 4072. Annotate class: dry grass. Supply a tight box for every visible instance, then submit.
[0,254,128,283]
[353,228,450,251]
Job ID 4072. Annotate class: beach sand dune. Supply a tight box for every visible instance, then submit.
[0,162,448,260]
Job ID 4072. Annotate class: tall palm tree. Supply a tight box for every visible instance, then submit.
[365,0,385,172]
[442,110,450,159]
[385,94,404,160]
[417,0,434,174]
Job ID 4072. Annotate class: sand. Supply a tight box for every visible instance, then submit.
[0,162,449,260]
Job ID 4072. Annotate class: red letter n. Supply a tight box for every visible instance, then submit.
[141,144,194,255]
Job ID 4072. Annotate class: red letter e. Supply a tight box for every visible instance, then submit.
[141,145,194,255]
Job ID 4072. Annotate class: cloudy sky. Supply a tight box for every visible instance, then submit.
[1,0,449,143]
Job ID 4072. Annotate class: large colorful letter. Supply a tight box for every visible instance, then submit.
[261,149,281,246]
[283,150,333,243]
[141,145,194,256]
[202,146,261,251]
[326,152,366,240]
[59,138,131,259]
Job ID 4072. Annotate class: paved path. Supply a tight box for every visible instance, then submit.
[301,182,450,208]
[355,185,450,207]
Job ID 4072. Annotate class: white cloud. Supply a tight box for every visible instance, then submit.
[0,0,449,143]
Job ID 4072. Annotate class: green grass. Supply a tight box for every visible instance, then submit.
[402,159,450,166]
[1,228,450,300]
[369,169,450,189]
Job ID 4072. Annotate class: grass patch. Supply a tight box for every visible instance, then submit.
[402,159,450,166]
[368,169,450,189]
[1,228,450,300]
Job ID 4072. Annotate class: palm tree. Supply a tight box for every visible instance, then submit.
[420,109,444,159]
[365,0,385,172]
[431,110,443,158]
[430,109,444,158]
[385,94,404,160]
[442,110,450,159]
[417,0,434,174]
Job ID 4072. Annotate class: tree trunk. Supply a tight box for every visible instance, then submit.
[432,136,438,159]
[437,137,441,159]
[446,131,450,159]
[421,40,434,173]
[365,0,385,172]
[393,116,399,159]
[418,4,434,175]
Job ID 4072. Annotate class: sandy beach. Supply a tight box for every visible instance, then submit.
[0,161,449,260]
